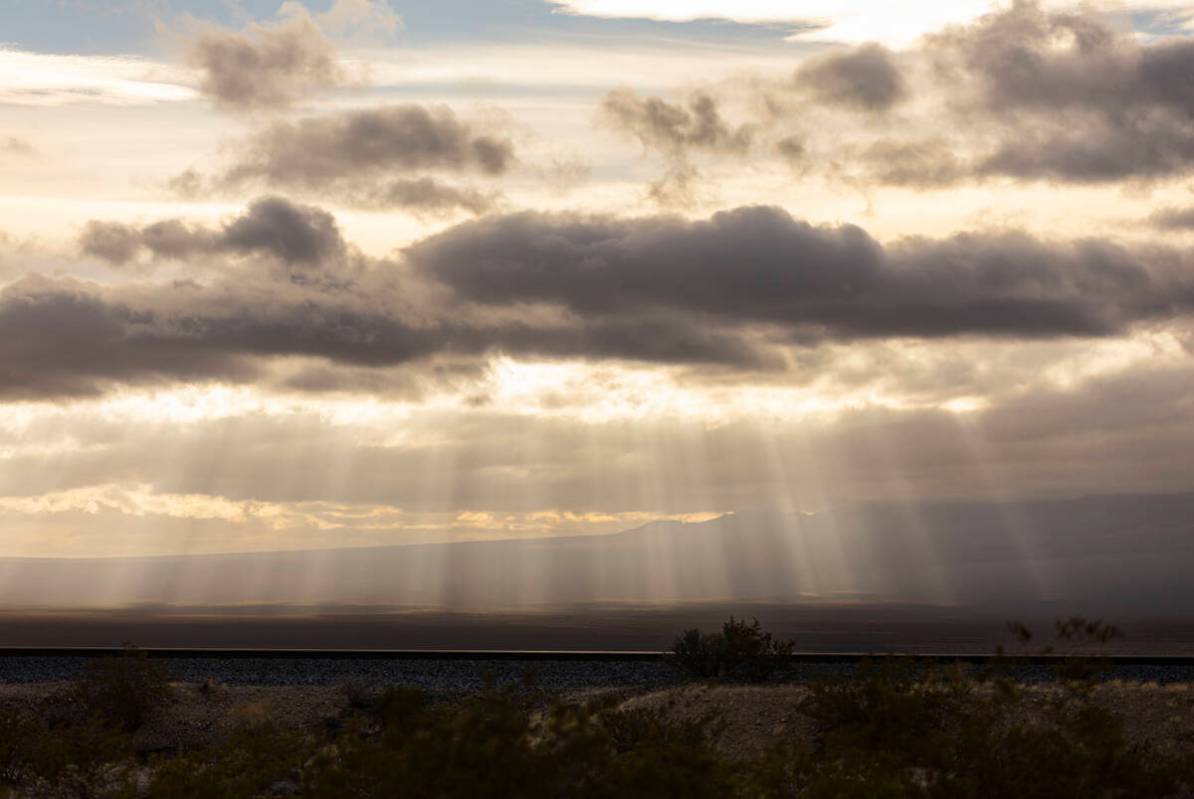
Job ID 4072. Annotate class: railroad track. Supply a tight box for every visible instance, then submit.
[0,648,1191,666]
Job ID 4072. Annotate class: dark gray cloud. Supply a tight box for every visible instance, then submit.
[602,89,753,155]
[79,197,345,268]
[186,10,342,112]
[354,177,497,216]
[861,139,965,188]
[78,221,143,266]
[601,89,753,206]
[21,201,1194,400]
[0,277,259,400]
[219,197,345,264]
[408,205,1194,340]
[737,3,1194,188]
[974,118,1194,183]
[927,2,1194,183]
[177,106,517,214]
[794,43,906,112]
[775,135,806,166]
[222,105,516,190]
[1150,206,1194,230]
[0,277,763,401]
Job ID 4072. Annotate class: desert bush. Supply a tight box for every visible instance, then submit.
[144,721,312,799]
[4,615,1192,797]
[304,686,734,798]
[672,616,794,681]
[0,708,134,798]
[340,678,377,710]
[72,645,173,732]
[745,654,1189,798]
[0,709,39,786]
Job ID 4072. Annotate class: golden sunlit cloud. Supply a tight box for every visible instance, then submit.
[0,49,194,106]
[0,483,726,557]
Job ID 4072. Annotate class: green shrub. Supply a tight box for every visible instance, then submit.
[672,616,795,681]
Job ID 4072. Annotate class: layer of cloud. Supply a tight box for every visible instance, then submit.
[224,105,515,187]
[343,178,498,216]
[79,197,347,269]
[4,361,1193,527]
[408,205,1194,340]
[1150,206,1194,230]
[173,105,514,214]
[7,200,1191,400]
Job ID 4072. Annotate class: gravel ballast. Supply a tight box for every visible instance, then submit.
[2,655,1194,691]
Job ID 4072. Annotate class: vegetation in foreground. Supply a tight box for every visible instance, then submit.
[0,621,1190,797]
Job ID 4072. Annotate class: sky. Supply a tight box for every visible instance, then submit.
[2,0,1194,561]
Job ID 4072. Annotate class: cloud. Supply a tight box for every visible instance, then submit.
[0,136,34,156]
[16,200,774,399]
[78,221,143,266]
[793,43,906,112]
[408,205,1194,340]
[602,89,753,205]
[219,196,346,264]
[547,0,993,46]
[311,0,402,45]
[7,361,1194,527]
[0,277,259,400]
[351,177,498,216]
[927,2,1194,183]
[174,104,513,213]
[0,278,766,401]
[79,197,346,269]
[859,139,966,187]
[0,49,195,107]
[185,3,343,112]
[1150,206,1194,230]
[602,89,753,155]
[660,2,1194,190]
[166,106,516,211]
[21,201,1194,401]
[172,105,517,214]
[221,105,516,188]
